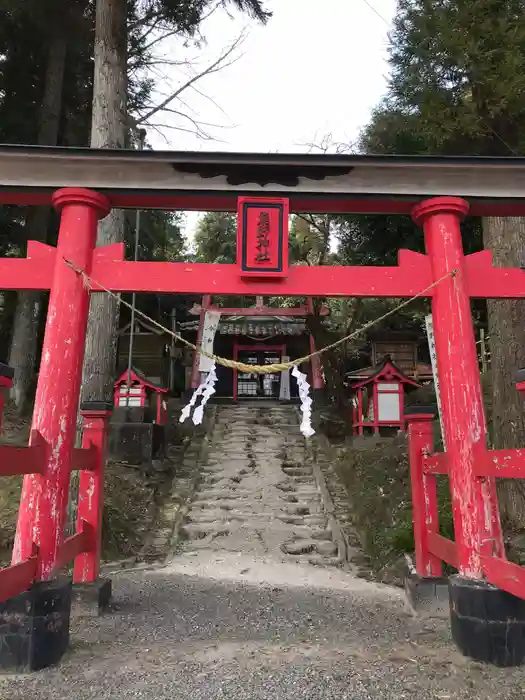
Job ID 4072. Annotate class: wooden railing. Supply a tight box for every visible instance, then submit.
[405,405,525,600]
[0,362,111,602]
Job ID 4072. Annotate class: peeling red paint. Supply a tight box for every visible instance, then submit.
[406,413,442,577]
[73,409,111,583]
[11,188,110,581]
[412,197,505,578]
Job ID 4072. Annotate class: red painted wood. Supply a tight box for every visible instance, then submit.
[0,389,6,433]
[12,188,110,581]
[0,257,55,291]
[0,444,47,476]
[73,409,111,583]
[5,238,525,299]
[56,528,90,571]
[89,254,433,298]
[422,453,449,475]
[428,532,459,569]
[114,368,168,394]
[481,555,525,599]
[4,191,525,218]
[474,448,525,478]
[237,197,289,278]
[0,556,38,603]
[406,414,443,576]
[0,192,421,214]
[372,386,379,435]
[190,295,210,390]
[413,197,504,577]
[71,444,97,472]
[464,250,525,298]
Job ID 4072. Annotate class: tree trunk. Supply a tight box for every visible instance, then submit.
[8,30,67,414]
[80,0,127,403]
[483,216,525,526]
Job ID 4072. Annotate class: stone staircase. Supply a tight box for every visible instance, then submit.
[179,403,341,565]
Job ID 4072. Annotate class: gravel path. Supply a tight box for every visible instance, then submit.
[1,556,524,699]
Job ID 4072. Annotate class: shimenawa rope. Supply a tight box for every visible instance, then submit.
[64,258,455,375]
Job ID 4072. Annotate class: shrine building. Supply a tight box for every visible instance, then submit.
[178,295,325,401]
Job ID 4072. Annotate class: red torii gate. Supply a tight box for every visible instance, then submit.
[1,146,525,669]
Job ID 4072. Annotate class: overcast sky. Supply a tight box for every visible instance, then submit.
[146,0,397,234]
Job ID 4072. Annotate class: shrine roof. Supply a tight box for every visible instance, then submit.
[346,357,432,388]
[179,316,307,336]
[2,144,525,215]
[114,366,167,392]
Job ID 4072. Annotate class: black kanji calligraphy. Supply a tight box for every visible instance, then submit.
[255,211,271,263]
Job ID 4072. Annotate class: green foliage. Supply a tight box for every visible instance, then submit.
[336,436,454,582]
[143,0,271,31]
[387,0,525,156]
[194,211,237,264]
[337,0,525,279]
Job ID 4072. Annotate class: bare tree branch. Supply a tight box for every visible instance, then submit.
[135,30,247,126]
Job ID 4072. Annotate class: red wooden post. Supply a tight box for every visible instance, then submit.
[190,294,211,389]
[405,409,442,577]
[0,362,14,433]
[357,390,363,436]
[12,188,110,579]
[412,197,504,578]
[372,385,379,435]
[73,402,112,584]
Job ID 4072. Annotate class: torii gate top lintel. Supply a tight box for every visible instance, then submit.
[1,144,525,216]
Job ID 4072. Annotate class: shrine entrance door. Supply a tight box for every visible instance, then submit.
[234,344,285,401]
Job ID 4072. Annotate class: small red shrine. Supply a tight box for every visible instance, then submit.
[113,367,168,425]
[348,356,422,436]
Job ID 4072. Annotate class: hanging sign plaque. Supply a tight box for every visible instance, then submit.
[237,197,289,278]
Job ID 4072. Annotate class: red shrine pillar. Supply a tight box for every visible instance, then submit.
[74,401,112,586]
[412,197,504,579]
[13,188,110,580]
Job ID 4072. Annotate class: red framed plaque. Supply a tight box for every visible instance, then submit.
[237,197,289,278]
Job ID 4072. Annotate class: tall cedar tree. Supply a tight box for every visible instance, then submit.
[360,0,525,523]
[81,0,272,406]
[0,0,179,410]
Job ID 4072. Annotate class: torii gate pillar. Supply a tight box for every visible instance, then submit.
[12,188,110,580]
[412,196,504,579]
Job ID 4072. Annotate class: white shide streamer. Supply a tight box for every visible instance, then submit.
[292,365,315,438]
[179,363,218,426]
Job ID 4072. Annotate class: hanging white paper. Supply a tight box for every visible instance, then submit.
[199,310,221,372]
[292,365,315,438]
[180,364,217,425]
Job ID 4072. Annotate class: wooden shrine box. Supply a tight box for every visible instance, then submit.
[113,367,168,425]
[348,357,421,436]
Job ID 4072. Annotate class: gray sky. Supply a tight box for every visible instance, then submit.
[146,0,397,234]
